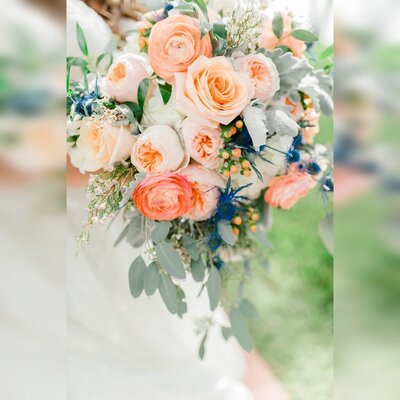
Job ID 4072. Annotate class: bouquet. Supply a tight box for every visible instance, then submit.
[67,0,333,357]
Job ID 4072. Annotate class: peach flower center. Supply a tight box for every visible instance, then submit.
[194,132,214,158]
[190,182,205,211]
[109,63,126,82]
[136,142,163,172]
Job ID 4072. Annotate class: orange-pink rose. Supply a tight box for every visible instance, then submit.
[259,15,306,58]
[264,169,317,209]
[147,14,212,85]
[233,54,280,101]
[180,164,224,221]
[133,173,192,221]
[176,56,254,126]
[302,106,320,144]
[105,54,150,103]
[181,118,223,169]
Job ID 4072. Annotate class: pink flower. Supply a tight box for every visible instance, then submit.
[105,54,150,103]
[147,14,212,85]
[175,56,254,127]
[181,118,223,169]
[133,173,192,221]
[264,169,317,209]
[259,15,306,58]
[131,125,187,174]
[302,106,320,144]
[180,164,224,221]
[233,53,279,101]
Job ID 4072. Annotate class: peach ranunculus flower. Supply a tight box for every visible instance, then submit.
[259,15,306,58]
[133,173,192,221]
[104,54,150,104]
[233,53,280,102]
[131,125,187,174]
[70,118,136,173]
[147,14,212,85]
[180,164,224,221]
[175,56,255,126]
[181,118,223,169]
[264,168,317,209]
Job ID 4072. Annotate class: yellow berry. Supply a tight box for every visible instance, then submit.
[235,120,243,129]
[244,169,251,177]
[250,225,257,233]
[233,227,240,236]
[241,160,251,169]
[230,165,239,174]
[224,131,231,139]
[233,216,242,225]
[252,213,260,222]
[230,126,237,135]
[222,151,230,160]
[232,148,242,158]
[223,170,231,178]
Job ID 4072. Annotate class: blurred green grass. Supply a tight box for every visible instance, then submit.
[248,116,333,400]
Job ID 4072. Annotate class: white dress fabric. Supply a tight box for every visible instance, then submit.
[67,188,253,400]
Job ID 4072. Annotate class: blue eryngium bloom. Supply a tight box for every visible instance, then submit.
[307,162,321,175]
[207,178,251,251]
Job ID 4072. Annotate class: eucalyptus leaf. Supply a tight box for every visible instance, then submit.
[191,257,206,282]
[176,287,187,318]
[126,216,146,248]
[213,22,227,39]
[128,256,146,298]
[229,309,253,351]
[272,13,283,39]
[290,29,319,42]
[221,327,232,340]
[122,101,142,122]
[206,266,221,311]
[113,224,129,248]
[199,334,208,359]
[76,23,88,56]
[218,220,237,246]
[137,78,150,110]
[187,0,209,20]
[239,299,260,320]
[156,242,186,279]
[158,82,172,105]
[144,262,161,296]
[96,52,113,71]
[159,274,178,314]
[151,221,171,243]
[67,57,88,67]
[182,233,200,260]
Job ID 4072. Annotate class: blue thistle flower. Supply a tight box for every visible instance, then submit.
[307,162,321,175]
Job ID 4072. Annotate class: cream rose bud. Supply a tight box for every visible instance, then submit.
[181,118,223,169]
[131,125,187,174]
[104,54,150,104]
[70,118,136,173]
[233,54,280,102]
[180,164,224,221]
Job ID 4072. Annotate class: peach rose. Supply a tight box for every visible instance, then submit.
[131,125,187,174]
[133,173,192,221]
[105,54,150,103]
[283,97,304,121]
[259,15,306,58]
[180,164,224,221]
[264,169,317,209]
[233,54,280,101]
[70,118,136,173]
[176,56,254,126]
[148,14,212,85]
[181,118,223,169]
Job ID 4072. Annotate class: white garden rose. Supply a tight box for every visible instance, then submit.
[70,118,136,173]
[105,54,150,104]
[131,125,188,174]
[141,82,184,131]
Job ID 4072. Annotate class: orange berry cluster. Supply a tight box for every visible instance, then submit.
[231,208,260,237]
[219,120,252,179]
